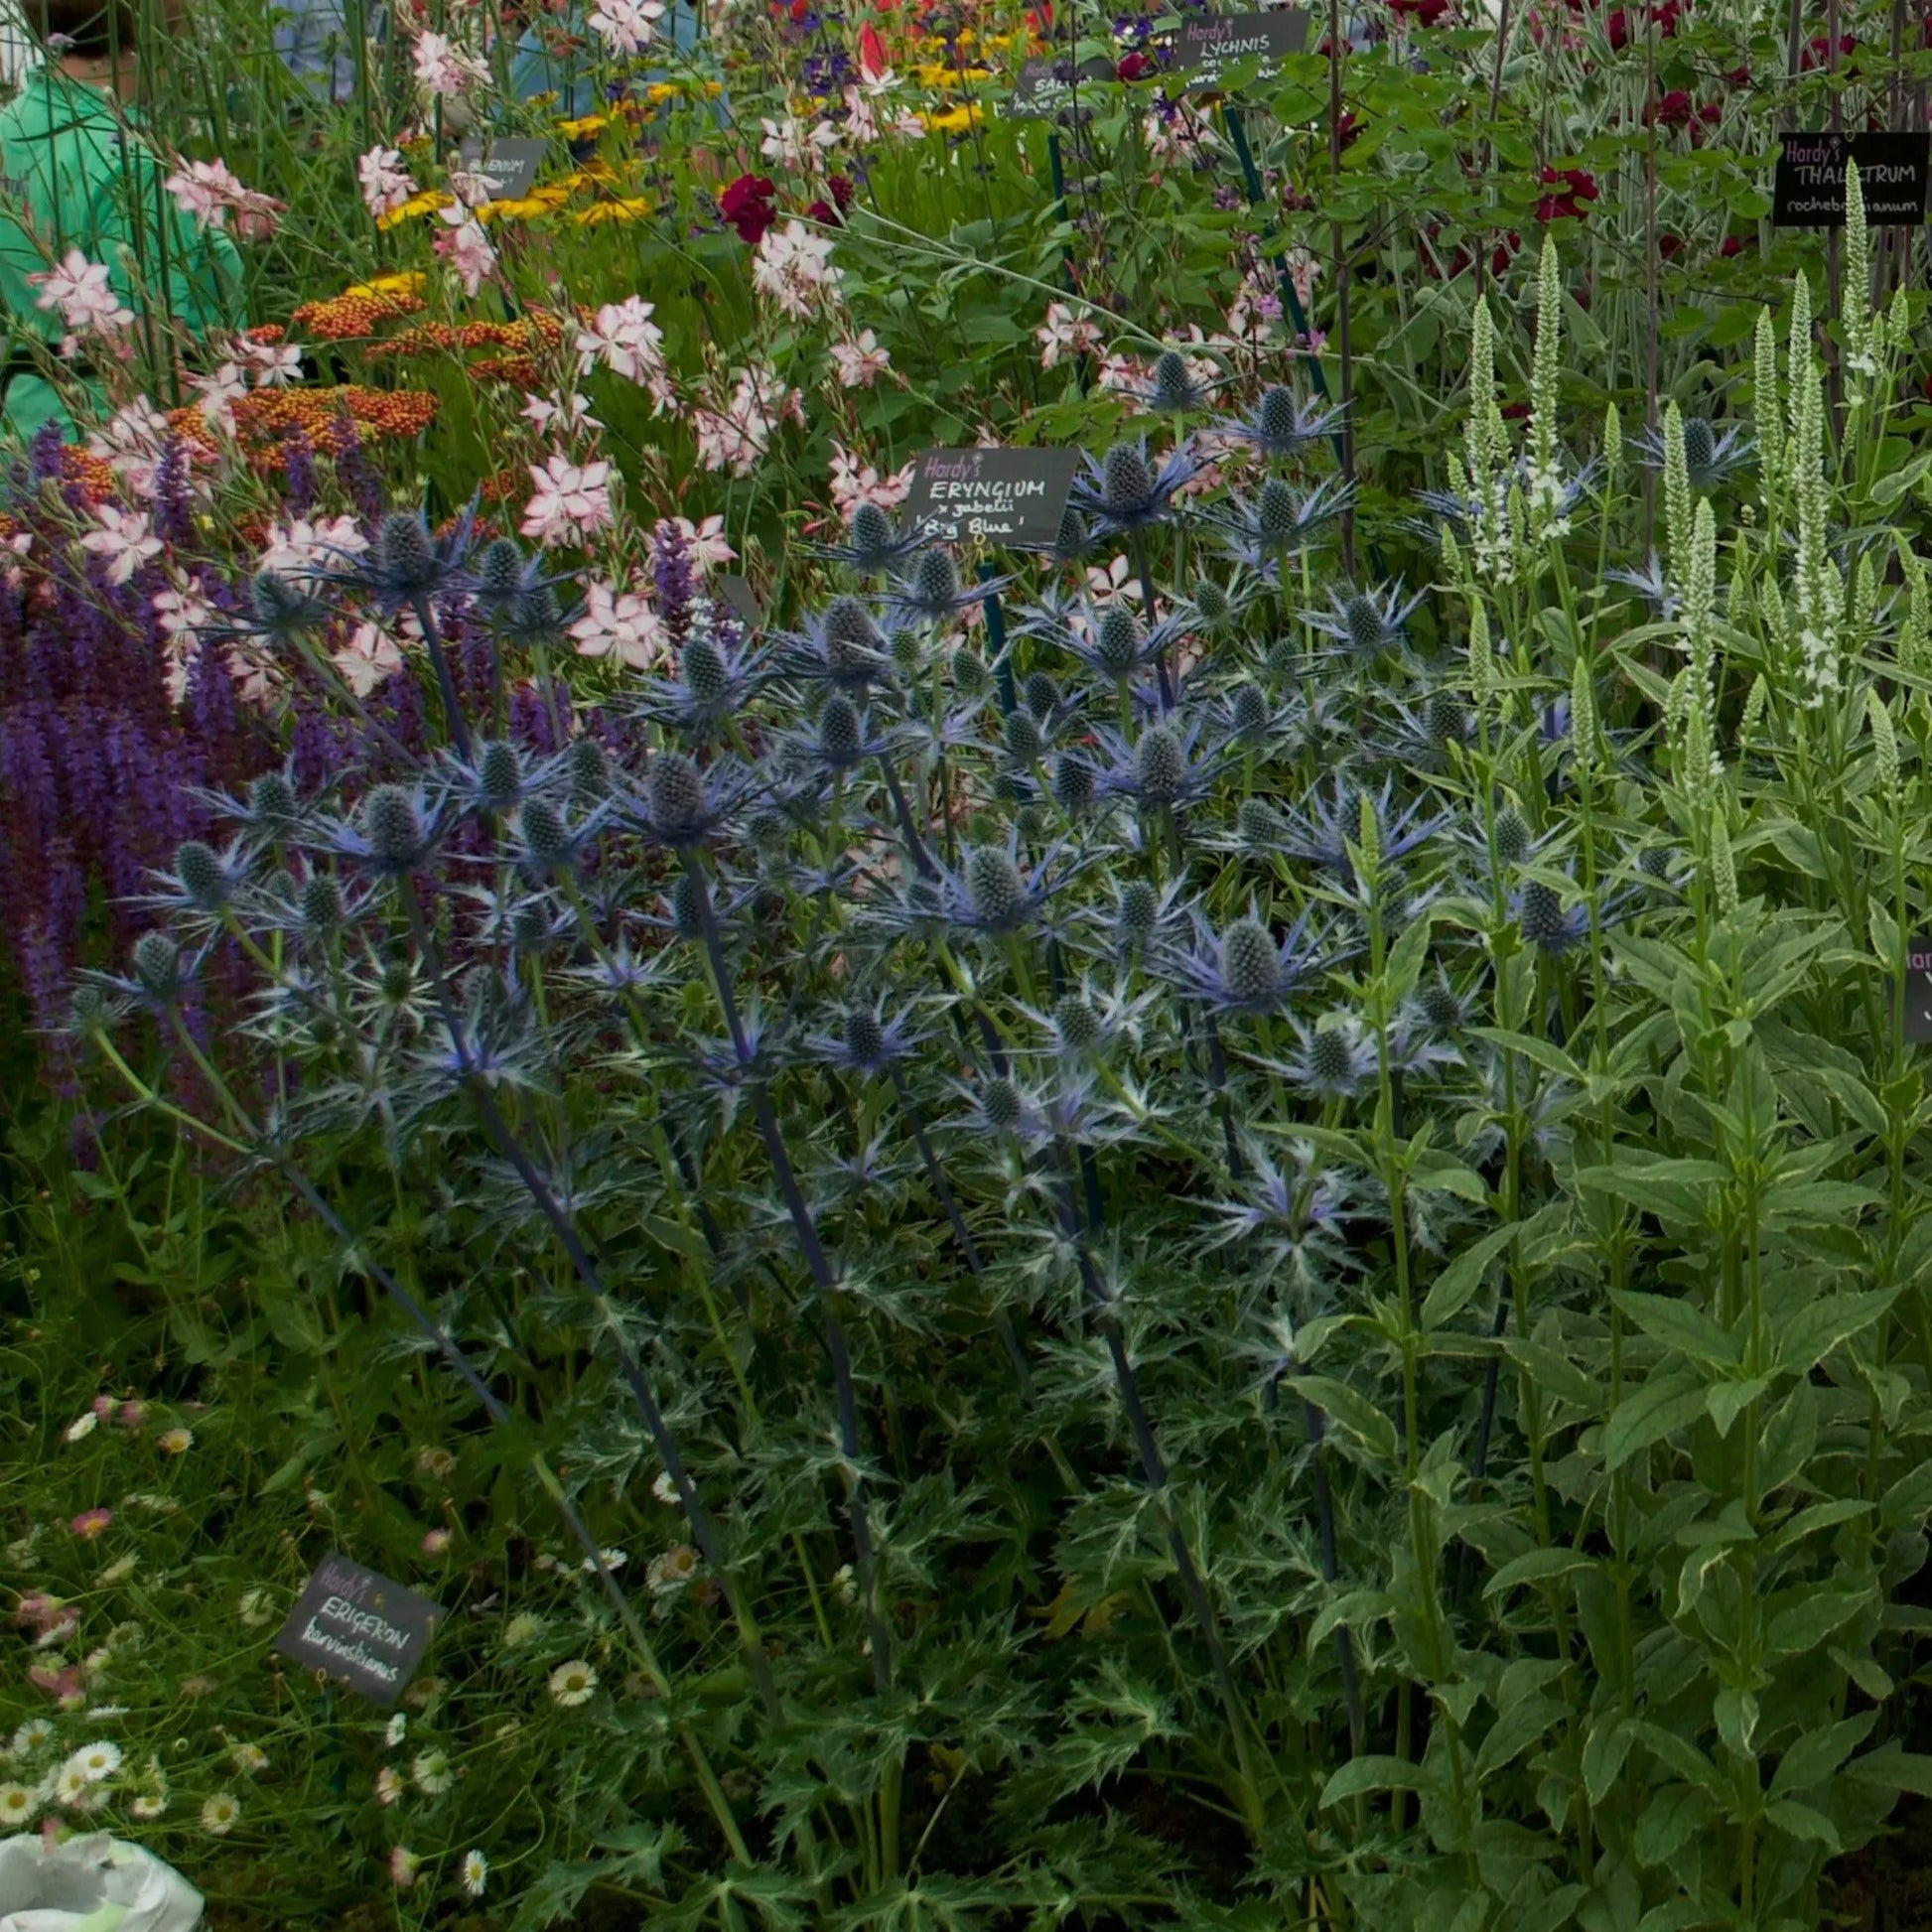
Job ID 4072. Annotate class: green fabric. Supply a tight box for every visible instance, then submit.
[0,68,247,442]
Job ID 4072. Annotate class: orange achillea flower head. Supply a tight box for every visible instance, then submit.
[289,288,429,343]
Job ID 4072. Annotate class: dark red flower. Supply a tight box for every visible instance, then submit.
[1726,63,1749,84]
[1659,231,1684,259]
[1390,0,1450,23]
[1116,48,1154,78]
[828,173,856,207]
[1492,228,1522,274]
[1501,400,1530,420]
[1648,87,1694,126]
[806,198,838,223]
[1535,165,1597,221]
[1337,108,1363,147]
[1721,232,1743,257]
[1800,30,1854,69]
[1696,98,1721,122]
[1608,0,1678,47]
[720,174,778,244]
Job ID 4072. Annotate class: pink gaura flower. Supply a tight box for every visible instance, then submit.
[828,329,891,388]
[570,578,667,669]
[829,441,913,518]
[587,0,663,51]
[79,506,161,586]
[1035,301,1101,370]
[751,219,841,320]
[334,620,407,698]
[667,514,734,573]
[434,211,497,298]
[575,295,664,385]
[163,157,282,236]
[411,29,487,96]
[521,451,615,547]
[29,249,132,337]
[357,146,416,222]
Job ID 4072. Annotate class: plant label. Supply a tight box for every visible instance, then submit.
[1173,10,1311,92]
[1008,53,1114,120]
[1905,936,1932,1043]
[903,448,1080,546]
[717,572,762,630]
[1773,132,1930,226]
[273,1554,445,1707]
[456,137,549,202]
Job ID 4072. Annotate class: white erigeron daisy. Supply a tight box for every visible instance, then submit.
[461,1849,488,1898]
[383,1713,407,1748]
[374,1766,402,1806]
[65,1413,97,1443]
[229,1742,268,1776]
[411,1749,452,1796]
[67,1741,121,1784]
[548,1659,598,1708]
[11,1721,53,1757]
[200,1791,240,1836]
[0,1784,36,1826]
[502,1611,543,1648]
[53,1765,90,1806]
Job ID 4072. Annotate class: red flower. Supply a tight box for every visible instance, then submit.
[720,174,778,244]
[1535,166,1597,221]
[829,173,856,208]
[1800,30,1854,69]
[1390,0,1450,23]
[1659,231,1684,259]
[1501,401,1530,421]
[1726,63,1749,84]
[807,198,838,223]
[858,21,889,75]
[1648,88,1694,126]
[1492,228,1522,274]
[1607,0,1678,48]
[1337,108,1363,147]
[1696,98,1721,122]
[1721,233,1744,257]
[1116,48,1154,78]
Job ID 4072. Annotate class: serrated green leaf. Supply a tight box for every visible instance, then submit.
[1602,1370,1707,1471]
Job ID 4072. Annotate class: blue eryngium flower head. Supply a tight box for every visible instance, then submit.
[145,837,247,916]
[1093,713,1230,811]
[348,501,478,611]
[1631,415,1755,487]
[1512,876,1591,955]
[470,537,573,644]
[1272,774,1449,875]
[622,750,759,849]
[780,594,895,689]
[1163,904,1324,1015]
[806,498,929,573]
[512,796,606,879]
[807,1001,926,1073]
[1069,438,1204,537]
[1017,595,1184,682]
[1131,346,1224,413]
[1221,383,1346,460]
[879,832,1079,939]
[643,617,771,738]
[782,693,900,784]
[1304,580,1427,660]
[85,929,195,1012]
[327,783,442,877]
[1269,1015,1376,1099]
[1217,474,1357,567]
[888,546,1011,626]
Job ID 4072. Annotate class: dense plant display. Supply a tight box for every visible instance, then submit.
[12,0,1932,1924]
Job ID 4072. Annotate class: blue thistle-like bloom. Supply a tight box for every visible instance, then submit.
[778,594,896,690]
[1220,383,1346,460]
[1605,552,1681,621]
[620,750,761,850]
[511,796,607,879]
[1374,687,1474,771]
[471,538,575,644]
[887,546,1010,627]
[324,783,443,877]
[876,832,1080,940]
[640,618,772,738]
[1216,475,1357,569]
[1068,438,1205,538]
[1092,713,1230,812]
[781,694,903,787]
[1162,904,1325,1016]
[1203,1143,1362,1289]
[1511,876,1591,955]
[1017,594,1187,683]
[1304,580,1427,660]
[1265,1015,1377,1100]
[1630,416,1755,487]
[806,1001,927,1074]
[1271,774,1449,875]
[1128,346,1224,414]
[341,501,479,612]
[142,837,248,917]
[807,499,931,573]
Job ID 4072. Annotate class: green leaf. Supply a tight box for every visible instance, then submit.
[1764,1587,1869,1659]
[1880,1457,1932,1529]
[1628,1723,1729,1801]
[1602,1370,1707,1471]
[1505,1339,1598,1411]
[1385,909,1435,1008]
[1475,1694,1567,1779]
[1422,1222,1522,1330]
[1706,1376,1769,1440]
[1769,1714,1874,1800]
[1611,1290,1738,1367]
[1296,1375,1399,1462]
[1483,1547,1597,1599]
[1318,1754,1435,1805]
[1777,1287,1899,1374]
[1633,1784,1710,1868]
[1762,1800,1840,1854]
[1846,1743,1932,1796]
[1583,1718,1634,1808]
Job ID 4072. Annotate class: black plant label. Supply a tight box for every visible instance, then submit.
[457,137,549,202]
[1773,132,1930,226]
[1905,936,1932,1043]
[274,1554,445,1707]
[1008,53,1115,120]
[1172,10,1310,92]
[718,572,762,630]
[903,448,1081,546]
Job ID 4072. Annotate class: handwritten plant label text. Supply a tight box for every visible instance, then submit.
[456,137,549,202]
[904,448,1081,546]
[1773,132,1930,226]
[1008,53,1115,120]
[1173,10,1310,91]
[1905,937,1932,1043]
[273,1555,445,1707]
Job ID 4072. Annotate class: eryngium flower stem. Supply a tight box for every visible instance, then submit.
[1054,1153,1269,1838]
[879,756,937,880]
[412,592,475,765]
[105,1020,751,1862]
[396,878,783,1720]
[1130,534,1177,711]
[683,854,895,1693]
[1301,1397,1366,1752]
